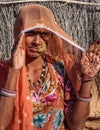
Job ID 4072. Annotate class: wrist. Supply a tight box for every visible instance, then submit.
[0,87,16,98]
[8,67,20,75]
[79,80,93,98]
[76,92,92,102]
[81,76,96,84]
[5,67,20,91]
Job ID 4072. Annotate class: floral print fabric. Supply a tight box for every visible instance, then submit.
[0,61,76,130]
[29,61,76,130]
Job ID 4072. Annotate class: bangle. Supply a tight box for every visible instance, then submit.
[81,76,96,83]
[0,87,16,98]
[76,92,92,102]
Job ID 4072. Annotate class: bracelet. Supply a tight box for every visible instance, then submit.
[81,76,96,83]
[76,92,92,102]
[0,87,16,98]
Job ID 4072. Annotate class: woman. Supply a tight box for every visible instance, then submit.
[0,4,100,130]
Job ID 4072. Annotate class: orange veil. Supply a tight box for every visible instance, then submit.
[8,4,83,129]
[14,4,84,92]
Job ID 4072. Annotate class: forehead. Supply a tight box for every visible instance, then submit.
[26,28,51,33]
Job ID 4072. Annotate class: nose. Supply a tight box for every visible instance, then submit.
[32,34,41,45]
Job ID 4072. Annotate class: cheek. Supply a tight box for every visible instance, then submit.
[25,37,33,45]
[42,38,50,46]
[44,35,52,44]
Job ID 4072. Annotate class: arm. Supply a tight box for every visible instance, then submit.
[66,40,100,130]
[0,68,20,130]
[0,34,25,130]
[66,81,93,130]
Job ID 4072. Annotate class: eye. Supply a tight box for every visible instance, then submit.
[40,32,50,38]
[25,31,37,36]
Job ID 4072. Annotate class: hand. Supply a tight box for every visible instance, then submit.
[81,39,100,78]
[11,33,26,70]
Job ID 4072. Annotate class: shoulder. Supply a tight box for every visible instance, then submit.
[0,59,11,87]
[0,59,11,71]
[0,59,11,67]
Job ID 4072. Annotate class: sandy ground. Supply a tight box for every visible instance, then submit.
[84,120,100,130]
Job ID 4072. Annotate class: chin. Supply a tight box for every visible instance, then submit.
[26,52,41,59]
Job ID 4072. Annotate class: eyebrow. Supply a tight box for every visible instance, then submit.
[26,30,50,33]
[25,30,51,36]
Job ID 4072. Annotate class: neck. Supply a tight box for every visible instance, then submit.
[26,56,44,70]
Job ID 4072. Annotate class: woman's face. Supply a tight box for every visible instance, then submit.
[25,28,52,59]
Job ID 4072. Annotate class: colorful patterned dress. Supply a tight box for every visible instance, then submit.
[0,61,76,130]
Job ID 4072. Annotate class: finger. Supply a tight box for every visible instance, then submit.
[86,52,98,64]
[12,50,25,69]
[17,33,25,49]
[81,52,90,64]
[88,52,100,63]
[82,52,86,57]
[81,58,87,65]
[88,42,100,55]
[14,34,21,45]
[12,33,25,52]
[88,44,96,52]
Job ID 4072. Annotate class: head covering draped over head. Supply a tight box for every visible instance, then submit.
[8,4,82,129]
[14,4,82,92]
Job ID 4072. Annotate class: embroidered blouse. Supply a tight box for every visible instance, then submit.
[0,60,76,130]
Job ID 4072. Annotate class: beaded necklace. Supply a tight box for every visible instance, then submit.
[27,61,48,89]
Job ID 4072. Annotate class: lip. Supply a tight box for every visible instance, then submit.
[28,47,38,52]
